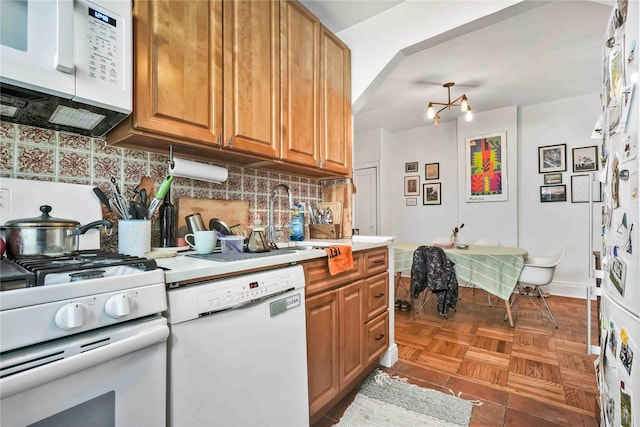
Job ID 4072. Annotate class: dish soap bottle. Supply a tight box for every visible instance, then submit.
[159,189,176,247]
[289,203,305,241]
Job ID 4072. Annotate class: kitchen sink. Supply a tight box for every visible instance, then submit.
[188,248,303,262]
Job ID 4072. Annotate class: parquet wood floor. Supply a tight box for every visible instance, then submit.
[314,287,600,427]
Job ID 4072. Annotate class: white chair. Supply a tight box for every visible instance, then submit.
[474,238,499,246]
[509,252,566,328]
[432,236,451,245]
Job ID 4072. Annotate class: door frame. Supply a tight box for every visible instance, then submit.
[353,161,380,235]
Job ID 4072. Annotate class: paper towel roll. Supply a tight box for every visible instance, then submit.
[169,157,228,184]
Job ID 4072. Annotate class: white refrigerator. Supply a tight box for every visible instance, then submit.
[596,1,639,427]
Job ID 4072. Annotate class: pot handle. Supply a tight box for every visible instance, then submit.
[72,220,113,236]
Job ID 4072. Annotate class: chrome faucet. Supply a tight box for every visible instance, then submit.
[268,184,293,243]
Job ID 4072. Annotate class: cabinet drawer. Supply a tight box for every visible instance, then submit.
[364,248,388,277]
[365,311,389,365]
[303,252,364,296]
[365,272,388,321]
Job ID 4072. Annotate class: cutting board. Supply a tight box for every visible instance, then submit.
[322,183,352,238]
[177,198,249,237]
[317,202,343,225]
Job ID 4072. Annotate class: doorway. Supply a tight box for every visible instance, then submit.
[353,164,379,235]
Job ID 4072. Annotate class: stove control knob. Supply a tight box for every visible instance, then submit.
[105,294,132,318]
[55,302,87,330]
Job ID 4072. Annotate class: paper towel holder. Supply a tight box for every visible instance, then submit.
[166,144,228,184]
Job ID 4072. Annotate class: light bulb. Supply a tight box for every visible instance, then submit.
[427,103,435,119]
[461,95,468,112]
[434,113,440,127]
[465,107,473,122]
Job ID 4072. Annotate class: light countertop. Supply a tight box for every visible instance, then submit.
[157,238,392,285]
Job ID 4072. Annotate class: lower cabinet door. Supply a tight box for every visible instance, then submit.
[339,280,365,390]
[306,290,340,415]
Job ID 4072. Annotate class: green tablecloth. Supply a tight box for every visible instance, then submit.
[394,243,527,301]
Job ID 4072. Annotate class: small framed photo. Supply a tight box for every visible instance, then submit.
[572,146,598,172]
[406,197,417,206]
[423,183,441,205]
[405,162,418,173]
[540,184,567,202]
[538,144,567,173]
[425,163,439,180]
[544,173,563,185]
[404,176,420,196]
[571,174,590,203]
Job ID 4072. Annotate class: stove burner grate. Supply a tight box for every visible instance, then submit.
[10,250,157,287]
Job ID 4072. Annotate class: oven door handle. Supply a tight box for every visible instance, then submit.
[0,322,169,399]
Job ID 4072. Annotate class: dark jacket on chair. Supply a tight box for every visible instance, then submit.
[410,246,459,317]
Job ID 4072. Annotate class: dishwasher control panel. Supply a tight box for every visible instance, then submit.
[166,265,305,324]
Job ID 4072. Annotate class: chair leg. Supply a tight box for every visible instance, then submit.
[534,285,558,328]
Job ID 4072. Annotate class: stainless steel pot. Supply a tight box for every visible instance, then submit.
[2,205,112,257]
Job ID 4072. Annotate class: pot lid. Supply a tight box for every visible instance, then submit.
[4,205,80,228]
[209,218,233,235]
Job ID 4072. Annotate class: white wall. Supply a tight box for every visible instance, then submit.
[519,93,603,296]
[457,106,519,247]
[354,93,603,298]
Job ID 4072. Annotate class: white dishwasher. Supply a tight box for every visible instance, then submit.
[166,264,309,427]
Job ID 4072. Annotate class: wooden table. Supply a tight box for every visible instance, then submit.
[394,243,528,327]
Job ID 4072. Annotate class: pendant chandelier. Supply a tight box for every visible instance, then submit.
[426,82,473,126]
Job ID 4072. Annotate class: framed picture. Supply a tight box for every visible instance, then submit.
[571,174,591,203]
[423,183,441,205]
[425,163,439,180]
[572,146,598,172]
[464,131,507,202]
[405,162,418,173]
[540,184,567,202]
[544,173,563,185]
[538,144,567,173]
[404,175,420,196]
[406,197,417,206]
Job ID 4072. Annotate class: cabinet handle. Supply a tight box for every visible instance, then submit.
[372,260,384,265]
[374,293,384,298]
[227,137,233,148]
[322,160,327,168]
[216,135,222,146]
[375,334,385,341]
[316,159,322,168]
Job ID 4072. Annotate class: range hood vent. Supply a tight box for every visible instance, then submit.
[0,83,129,137]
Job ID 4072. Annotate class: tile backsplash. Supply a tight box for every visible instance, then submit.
[0,121,323,249]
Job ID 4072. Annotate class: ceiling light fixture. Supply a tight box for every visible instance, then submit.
[426,82,472,126]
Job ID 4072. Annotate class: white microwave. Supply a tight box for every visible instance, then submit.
[0,0,132,136]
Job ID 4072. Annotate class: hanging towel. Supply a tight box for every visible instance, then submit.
[325,245,354,275]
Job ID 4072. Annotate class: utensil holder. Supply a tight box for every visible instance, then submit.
[309,224,342,239]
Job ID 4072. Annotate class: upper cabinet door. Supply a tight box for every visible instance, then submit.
[319,26,352,175]
[132,0,222,144]
[280,0,320,168]
[222,0,280,157]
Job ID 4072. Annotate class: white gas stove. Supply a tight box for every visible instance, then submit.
[0,178,168,426]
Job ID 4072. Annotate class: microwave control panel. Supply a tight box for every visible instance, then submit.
[86,6,120,86]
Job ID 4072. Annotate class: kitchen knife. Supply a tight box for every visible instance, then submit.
[93,187,114,214]
[146,175,175,219]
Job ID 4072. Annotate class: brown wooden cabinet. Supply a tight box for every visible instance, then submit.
[303,246,388,423]
[222,0,280,158]
[280,1,352,175]
[110,0,223,147]
[108,0,352,178]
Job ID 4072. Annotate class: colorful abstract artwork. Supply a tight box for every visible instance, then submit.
[465,132,508,202]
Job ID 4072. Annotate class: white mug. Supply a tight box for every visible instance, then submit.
[185,230,217,254]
